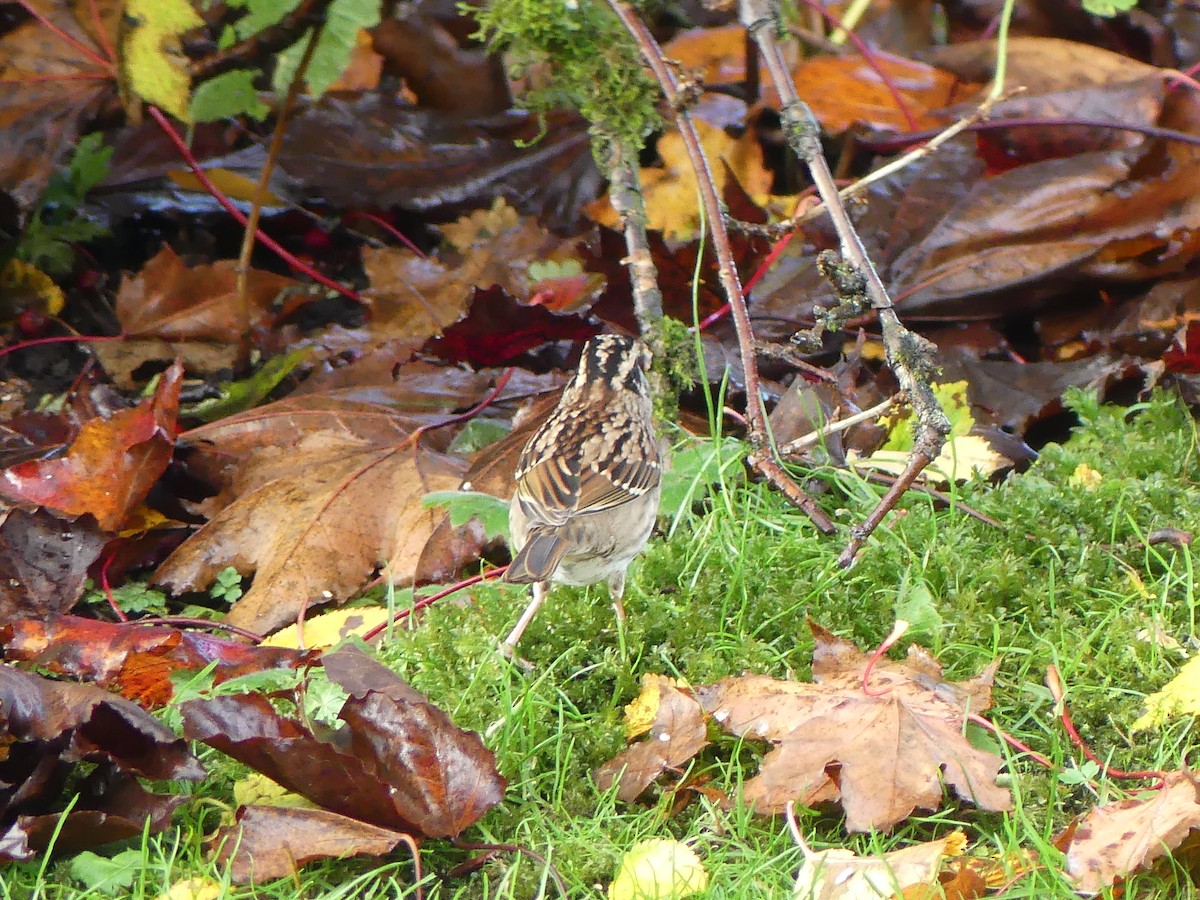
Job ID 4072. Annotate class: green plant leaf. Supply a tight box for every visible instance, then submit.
[273,0,382,98]
[422,490,510,541]
[190,69,270,122]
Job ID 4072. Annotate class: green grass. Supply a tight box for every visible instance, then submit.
[6,389,1200,898]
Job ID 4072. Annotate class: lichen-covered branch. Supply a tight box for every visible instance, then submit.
[605,0,835,535]
[740,0,950,563]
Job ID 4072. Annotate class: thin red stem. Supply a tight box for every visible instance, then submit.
[87,0,115,63]
[402,368,515,448]
[0,333,123,359]
[99,551,127,622]
[146,106,365,305]
[361,567,508,644]
[16,0,114,71]
[342,212,426,259]
[966,712,1054,769]
[1046,664,1166,785]
[861,619,908,696]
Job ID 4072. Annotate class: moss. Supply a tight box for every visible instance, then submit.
[473,0,661,155]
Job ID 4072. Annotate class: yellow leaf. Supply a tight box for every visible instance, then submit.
[122,0,203,120]
[0,259,65,316]
[262,606,392,649]
[588,121,772,242]
[233,772,319,809]
[155,877,222,900]
[609,839,709,900]
[166,169,285,207]
[1133,655,1200,730]
[1069,463,1103,491]
[624,674,690,739]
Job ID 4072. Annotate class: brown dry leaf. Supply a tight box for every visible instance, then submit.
[1061,771,1200,894]
[595,675,709,802]
[152,369,510,635]
[0,0,119,211]
[792,835,949,899]
[155,428,469,636]
[697,621,1011,832]
[588,120,773,242]
[115,246,295,341]
[363,198,603,345]
[792,53,967,134]
[213,805,409,884]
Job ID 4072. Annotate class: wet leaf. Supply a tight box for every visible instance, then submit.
[0,665,203,861]
[0,361,182,531]
[181,645,505,838]
[0,614,315,708]
[114,246,296,342]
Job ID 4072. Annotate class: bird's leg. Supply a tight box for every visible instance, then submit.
[504,581,549,652]
[607,571,627,626]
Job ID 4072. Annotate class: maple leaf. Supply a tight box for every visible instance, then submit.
[697,622,1012,832]
[595,674,709,802]
[0,361,182,532]
[1060,771,1200,895]
[153,370,504,635]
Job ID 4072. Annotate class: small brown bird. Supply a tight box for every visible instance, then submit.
[503,334,662,650]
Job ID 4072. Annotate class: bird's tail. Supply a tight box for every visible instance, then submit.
[505,528,568,584]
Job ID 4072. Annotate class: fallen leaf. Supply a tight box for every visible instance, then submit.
[588,120,772,242]
[1061,771,1200,894]
[0,361,182,531]
[1,614,315,708]
[155,877,223,900]
[1133,655,1200,730]
[0,508,107,619]
[114,246,295,341]
[609,839,709,900]
[697,622,1011,832]
[792,52,966,134]
[153,372,492,635]
[596,675,709,802]
[792,835,949,899]
[211,805,409,884]
[181,645,505,838]
[0,664,203,861]
[0,0,118,212]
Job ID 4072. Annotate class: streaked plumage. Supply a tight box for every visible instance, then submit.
[503,334,662,650]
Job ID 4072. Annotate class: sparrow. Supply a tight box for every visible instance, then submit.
[503,334,662,650]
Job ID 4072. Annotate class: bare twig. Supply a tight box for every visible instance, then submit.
[739,0,950,564]
[779,395,894,457]
[235,23,323,367]
[606,0,835,534]
[605,137,665,339]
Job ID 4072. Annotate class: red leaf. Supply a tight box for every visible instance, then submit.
[0,362,183,531]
